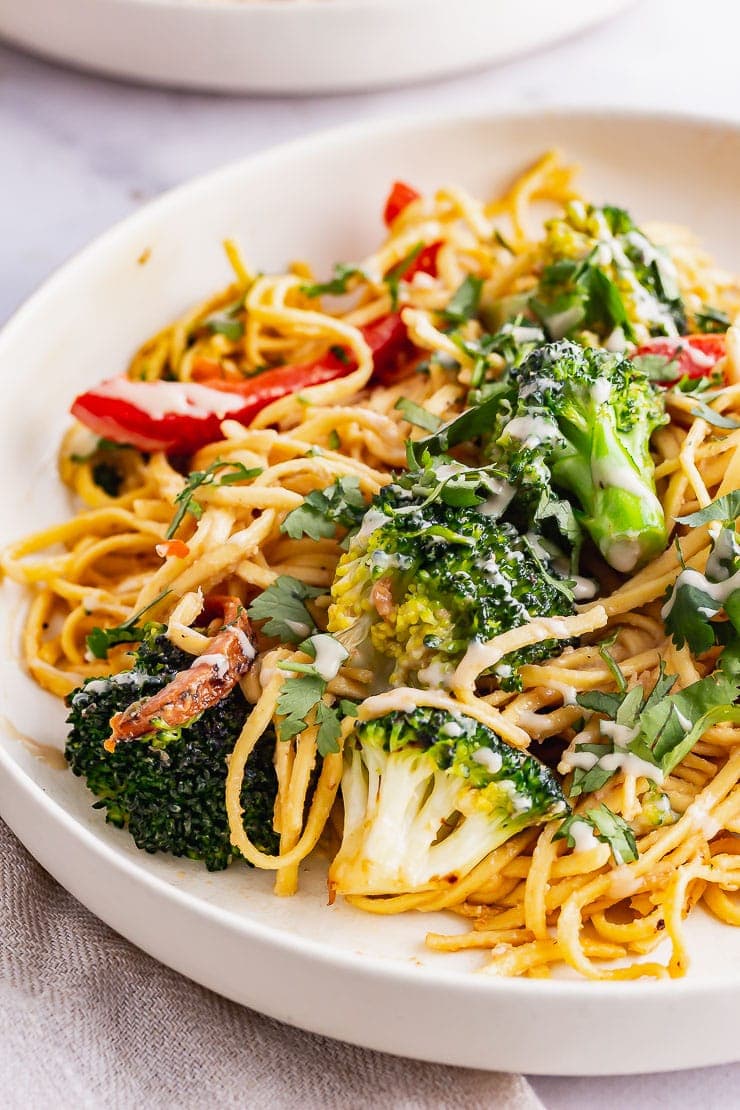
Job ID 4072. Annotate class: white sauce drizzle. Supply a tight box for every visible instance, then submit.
[662,566,740,619]
[308,634,348,682]
[357,510,390,542]
[233,627,256,660]
[195,652,229,679]
[472,748,503,774]
[590,456,647,498]
[600,720,639,749]
[603,537,642,573]
[591,377,613,405]
[501,414,562,449]
[94,376,247,420]
[569,818,600,854]
[571,575,598,600]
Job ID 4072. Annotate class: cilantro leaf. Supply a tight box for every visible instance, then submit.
[555,804,638,865]
[630,353,681,382]
[247,576,322,642]
[689,400,740,430]
[276,672,327,741]
[576,690,625,719]
[394,397,442,432]
[202,296,246,341]
[696,305,731,334]
[85,589,170,660]
[166,459,263,539]
[676,492,740,526]
[280,476,367,542]
[664,525,740,654]
[569,744,618,798]
[301,263,364,299]
[441,275,483,325]
[315,702,342,756]
[587,804,639,864]
[384,243,425,311]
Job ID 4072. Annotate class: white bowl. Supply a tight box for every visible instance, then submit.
[3,109,740,1075]
[0,0,634,94]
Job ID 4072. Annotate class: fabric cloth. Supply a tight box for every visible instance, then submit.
[0,818,542,1110]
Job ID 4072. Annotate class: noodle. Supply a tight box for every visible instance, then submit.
[6,150,740,981]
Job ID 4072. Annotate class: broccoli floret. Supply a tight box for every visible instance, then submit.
[490,340,668,573]
[328,466,575,691]
[65,632,278,870]
[329,706,567,897]
[530,202,686,343]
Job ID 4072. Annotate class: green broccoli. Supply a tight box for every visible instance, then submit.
[65,629,278,870]
[488,339,668,573]
[329,706,567,897]
[327,460,575,691]
[529,202,686,344]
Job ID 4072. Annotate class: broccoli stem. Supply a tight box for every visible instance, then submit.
[553,411,667,572]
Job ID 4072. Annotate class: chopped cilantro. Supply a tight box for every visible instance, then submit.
[695,305,731,334]
[556,804,638,865]
[85,590,170,659]
[166,459,263,539]
[441,275,483,325]
[384,242,425,310]
[394,397,442,432]
[280,476,367,542]
[247,576,322,643]
[301,263,364,298]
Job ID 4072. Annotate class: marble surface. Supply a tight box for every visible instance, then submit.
[2,0,740,1104]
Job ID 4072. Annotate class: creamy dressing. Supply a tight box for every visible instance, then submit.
[500,414,562,449]
[519,377,560,399]
[476,478,515,519]
[95,376,247,420]
[472,747,503,774]
[194,652,229,679]
[417,660,452,688]
[356,510,390,542]
[597,750,665,783]
[603,537,642,573]
[233,626,256,660]
[74,670,151,701]
[590,456,647,498]
[308,634,348,682]
[545,680,579,706]
[600,719,639,748]
[560,748,599,772]
[285,619,311,638]
[661,565,740,620]
[455,613,592,680]
[675,707,693,732]
[571,575,598,600]
[569,818,600,854]
[590,377,613,405]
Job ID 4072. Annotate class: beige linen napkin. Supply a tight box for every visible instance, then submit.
[0,819,542,1110]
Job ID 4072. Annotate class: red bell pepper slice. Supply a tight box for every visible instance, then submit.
[71,313,420,454]
[383,181,421,226]
[634,334,727,384]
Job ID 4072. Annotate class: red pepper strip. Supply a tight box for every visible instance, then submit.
[634,335,727,384]
[383,180,421,226]
[71,313,420,454]
[405,241,442,280]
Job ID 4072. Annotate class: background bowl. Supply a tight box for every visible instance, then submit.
[0,0,634,94]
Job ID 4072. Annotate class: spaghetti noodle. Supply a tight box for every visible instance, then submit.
[6,151,740,980]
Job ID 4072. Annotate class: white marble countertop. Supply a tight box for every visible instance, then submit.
[2,0,740,1104]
